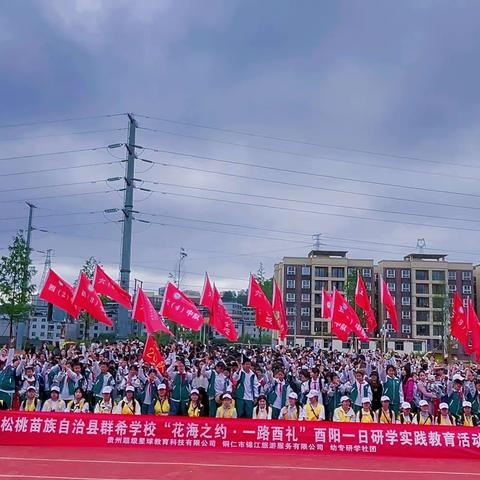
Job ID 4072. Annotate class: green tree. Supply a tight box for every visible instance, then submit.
[0,232,36,338]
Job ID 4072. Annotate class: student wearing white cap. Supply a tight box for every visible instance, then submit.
[187,389,204,417]
[42,386,66,412]
[153,384,170,416]
[94,386,115,414]
[215,393,237,418]
[375,395,396,424]
[413,399,433,425]
[457,401,479,427]
[280,392,302,420]
[303,390,325,421]
[333,396,356,422]
[356,397,375,423]
[20,386,41,412]
[398,402,414,424]
[435,402,456,426]
[113,385,141,415]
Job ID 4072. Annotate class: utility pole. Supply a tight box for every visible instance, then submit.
[171,247,187,339]
[16,202,36,349]
[118,113,137,339]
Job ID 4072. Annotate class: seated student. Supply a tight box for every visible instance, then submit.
[457,401,479,427]
[413,399,433,426]
[42,386,66,412]
[356,397,375,423]
[333,396,356,422]
[280,392,302,421]
[154,384,170,416]
[375,395,396,424]
[252,394,272,420]
[398,402,414,424]
[187,389,204,417]
[20,386,41,412]
[435,402,456,426]
[113,385,141,415]
[303,390,325,421]
[65,387,90,413]
[94,386,115,414]
[216,393,237,419]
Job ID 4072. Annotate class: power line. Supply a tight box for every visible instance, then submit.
[144,190,480,233]
[138,125,480,181]
[0,128,126,143]
[0,113,126,129]
[0,190,117,205]
[140,181,480,224]
[0,145,108,163]
[0,179,108,195]
[140,160,480,212]
[141,151,480,199]
[136,113,480,170]
[0,160,120,178]
[0,210,106,222]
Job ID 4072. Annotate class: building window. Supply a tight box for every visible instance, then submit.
[332,267,345,278]
[416,311,430,322]
[386,323,395,331]
[314,280,328,291]
[286,293,296,302]
[448,284,457,293]
[448,271,457,281]
[416,284,429,295]
[387,282,395,292]
[365,282,372,291]
[314,322,322,332]
[416,297,429,308]
[347,267,357,277]
[401,283,410,292]
[314,307,322,318]
[300,321,310,330]
[462,271,472,281]
[301,307,310,317]
[432,270,445,281]
[416,324,430,336]
[401,324,411,333]
[432,284,446,295]
[432,297,445,309]
[433,325,444,337]
[287,320,294,328]
[301,293,311,303]
[401,270,411,279]
[41,325,46,330]
[416,270,429,281]
[301,266,311,276]
[314,294,322,304]
[332,281,345,291]
[286,307,296,316]
[401,297,411,306]
[433,311,444,323]
[362,268,371,278]
[401,310,411,320]
[286,266,296,275]
[301,280,311,289]
[314,267,328,277]
[463,285,472,294]
[286,279,295,289]
[395,341,404,351]
[463,298,469,308]
[413,342,423,352]
[386,269,395,278]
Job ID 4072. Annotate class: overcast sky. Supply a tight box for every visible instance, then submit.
[1,0,480,294]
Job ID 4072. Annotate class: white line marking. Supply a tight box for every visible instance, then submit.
[0,456,478,476]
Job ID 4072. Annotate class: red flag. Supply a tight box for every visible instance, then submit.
[247,274,278,330]
[142,335,166,375]
[199,273,214,311]
[272,279,288,341]
[93,265,132,310]
[332,289,369,342]
[323,289,348,341]
[210,287,238,342]
[380,276,398,332]
[39,269,80,319]
[322,289,333,319]
[72,272,112,327]
[355,273,376,333]
[451,293,470,354]
[132,288,172,336]
[469,299,480,362]
[159,282,204,331]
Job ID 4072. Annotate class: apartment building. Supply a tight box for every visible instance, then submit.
[274,250,375,349]
[377,254,473,354]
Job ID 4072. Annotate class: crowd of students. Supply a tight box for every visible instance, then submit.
[0,338,479,426]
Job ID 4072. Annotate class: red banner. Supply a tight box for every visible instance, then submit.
[0,412,479,459]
